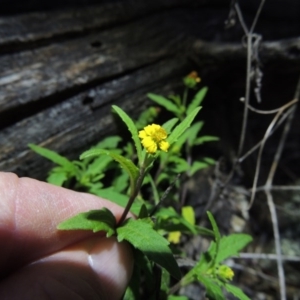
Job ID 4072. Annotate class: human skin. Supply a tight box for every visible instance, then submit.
[0,172,133,299]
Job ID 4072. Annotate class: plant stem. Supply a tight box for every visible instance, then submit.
[182,87,189,109]
[117,156,149,225]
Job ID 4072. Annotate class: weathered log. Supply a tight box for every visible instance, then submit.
[1,0,300,182]
[1,1,212,179]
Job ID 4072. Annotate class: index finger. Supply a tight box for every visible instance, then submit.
[0,172,127,278]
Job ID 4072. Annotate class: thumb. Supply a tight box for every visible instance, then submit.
[0,236,133,300]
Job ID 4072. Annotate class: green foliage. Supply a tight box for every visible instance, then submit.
[147,93,181,116]
[182,212,252,300]
[29,71,251,299]
[112,105,143,166]
[186,87,208,115]
[167,107,201,145]
[117,218,181,280]
[80,148,139,194]
[57,208,116,236]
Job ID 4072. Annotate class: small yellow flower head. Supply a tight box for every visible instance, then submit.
[139,124,170,154]
[168,231,181,244]
[183,71,201,88]
[217,265,234,281]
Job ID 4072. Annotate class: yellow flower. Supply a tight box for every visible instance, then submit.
[139,124,170,154]
[168,231,181,244]
[217,265,234,281]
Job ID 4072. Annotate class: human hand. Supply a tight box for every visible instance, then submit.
[0,172,133,299]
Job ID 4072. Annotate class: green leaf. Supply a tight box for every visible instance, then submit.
[168,107,201,144]
[193,251,214,274]
[186,121,204,146]
[135,106,159,130]
[195,225,215,237]
[161,268,171,295]
[194,135,219,145]
[186,87,208,115]
[80,149,139,193]
[214,234,252,264]
[197,275,225,300]
[169,157,190,173]
[47,168,68,186]
[147,93,180,115]
[207,211,221,245]
[190,161,210,176]
[117,218,181,280]
[162,118,179,134]
[112,105,143,165]
[204,157,216,164]
[182,206,195,226]
[156,172,169,185]
[29,144,76,171]
[168,296,189,300]
[57,208,116,237]
[95,136,122,149]
[138,204,149,218]
[224,284,251,300]
[85,155,113,176]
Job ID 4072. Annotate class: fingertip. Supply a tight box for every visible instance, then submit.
[0,236,134,300]
[88,237,134,299]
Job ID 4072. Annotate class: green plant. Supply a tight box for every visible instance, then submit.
[29,72,252,299]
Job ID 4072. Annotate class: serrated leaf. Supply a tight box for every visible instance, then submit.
[29,144,76,171]
[162,118,179,134]
[112,105,143,165]
[147,93,180,115]
[197,275,225,300]
[57,208,116,237]
[117,218,181,280]
[224,284,251,300]
[80,149,139,193]
[214,234,252,264]
[186,87,208,115]
[168,107,201,144]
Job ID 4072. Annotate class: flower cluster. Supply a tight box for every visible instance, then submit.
[183,71,201,88]
[139,124,170,154]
